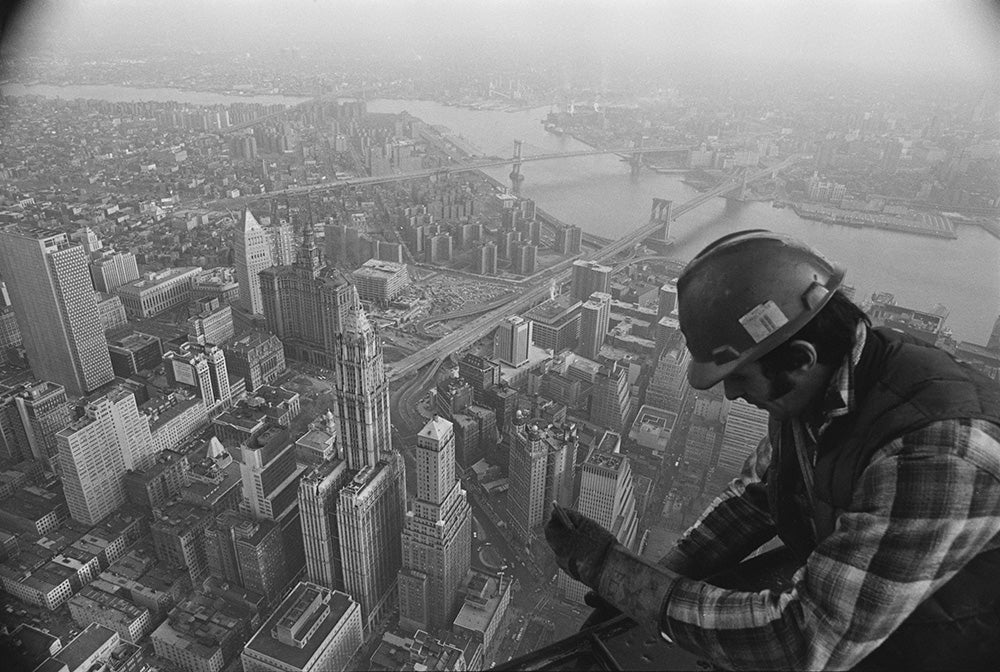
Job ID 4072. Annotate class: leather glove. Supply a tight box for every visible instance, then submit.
[544,505,616,589]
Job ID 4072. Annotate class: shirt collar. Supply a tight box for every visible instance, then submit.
[820,321,867,423]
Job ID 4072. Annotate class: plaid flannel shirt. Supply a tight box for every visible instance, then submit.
[657,325,1000,670]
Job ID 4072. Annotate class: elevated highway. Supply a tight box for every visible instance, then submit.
[385,155,803,381]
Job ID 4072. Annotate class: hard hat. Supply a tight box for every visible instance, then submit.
[677,230,845,389]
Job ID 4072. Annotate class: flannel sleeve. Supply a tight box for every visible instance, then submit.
[659,419,1000,671]
[659,433,778,579]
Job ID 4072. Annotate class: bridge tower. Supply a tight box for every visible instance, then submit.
[644,198,673,250]
[509,140,525,195]
[628,135,644,176]
[738,167,750,201]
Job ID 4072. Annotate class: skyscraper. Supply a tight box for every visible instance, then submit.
[15,381,72,472]
[508,415,577,545]
[577,291,611,360]
[591,362,632,433]
[259,228,355,369]
[268,220,296,266]
[234,208,273,315]
[89,250,140,294]
[299,458,350,590]
[493,316,531,368]
[570,260,611,303]
[57,386,153,525]
[398,416,472,631]
[645,345,690,413]
[205,510,286,603]
[710,398,769,491]
[332,301,406,636]
[561,450,639,602]
[0,226,114,396]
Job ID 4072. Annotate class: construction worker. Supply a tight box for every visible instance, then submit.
[546,230,1000,670]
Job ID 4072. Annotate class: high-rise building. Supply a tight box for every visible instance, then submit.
[299,458,350,590]
[644,345,690,413]
[15,381,72,471]
[398,416,472,631]
[523,296,581,355]
[115,267,201,319]
[711,398,769,491]
[493,316,531,368]
[577,292,611,360]
[473,241,497,276]
[452,570,514,665]
[205,510,286,603]
[236,426,306,523]
[457,354,501,405]
[560,451,639,603]
[242,582,363,672]
[259,229,355,369]
[511,241,537,275]
[507,416,578,544]
[89,250,140,294]
[657,282,678,319]
[164,344,232,412]
[570,260,611,302]
[0,226,114,396]
[351,260,410,305]
[331,301,406,636]
[235,208,274,315]
[590,362,632,433]
[554,224,582,255]
[268,220,296,266]
[57,386,154,525]
[224,332,286,393]
[337,456,406,637]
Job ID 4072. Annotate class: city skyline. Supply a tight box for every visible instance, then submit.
[0,1,997,670]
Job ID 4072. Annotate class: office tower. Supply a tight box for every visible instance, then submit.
[236,426,306,522]
[15,381,72,471]
[224,332,286,393]
[242,582,363,672]
[268,220,296,266]
[259,228,355,369]
[561,451,639,602]
[524,295,582,355]
[645,345,690,413]
[493,316,531,368]
[352,260,410,304]
[570,260,611,302]
[577,292,611,360]
[711,398,770,491]
[332,301,406,636]
[337,455,406,637]
[205,510,286,603]
[89,250,139,294]
[508,416,578,544]
[164,344,232,411]
[458,354,501,404]
[398,416,472,631]
[299,458,350,590]
[591,362,632,433]
[107,333,163,378]
[71,226,103,255]
[235,208,273,315]
[0,387,29,462]
[0,226,114,396]
[57,386,154,525]
[657,282,678,319]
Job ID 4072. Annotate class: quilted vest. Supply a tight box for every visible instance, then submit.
[768,327,1000,670]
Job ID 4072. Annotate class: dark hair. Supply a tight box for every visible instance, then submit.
[758,290,870,379]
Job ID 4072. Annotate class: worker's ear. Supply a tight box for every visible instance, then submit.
[784,340,818,374]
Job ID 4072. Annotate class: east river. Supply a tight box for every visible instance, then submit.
[3,83,997,343]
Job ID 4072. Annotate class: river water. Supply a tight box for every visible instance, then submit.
[2,83,997,343]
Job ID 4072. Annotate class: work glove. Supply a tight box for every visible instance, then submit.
[544,505,616,590]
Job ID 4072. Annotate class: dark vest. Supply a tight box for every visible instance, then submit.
[767,328,1000,671]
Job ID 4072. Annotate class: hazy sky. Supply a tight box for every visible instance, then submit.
[5,0,999,84]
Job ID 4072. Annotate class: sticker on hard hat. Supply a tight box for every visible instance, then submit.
[739,300,789,343]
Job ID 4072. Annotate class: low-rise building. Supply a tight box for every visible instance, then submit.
[68,584,154,644]
[452,570,513,663]
[116,266,201,318]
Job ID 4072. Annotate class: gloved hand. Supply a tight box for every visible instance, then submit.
[544,505,616,589]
